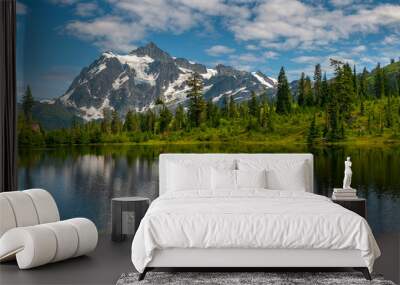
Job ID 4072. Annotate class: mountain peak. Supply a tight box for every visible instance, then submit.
[58,44,278,121]
[215,64,244,77]
[145,41,158,49]
[131,42,172,62]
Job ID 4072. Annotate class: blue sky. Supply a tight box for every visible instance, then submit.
[17,0,400,100]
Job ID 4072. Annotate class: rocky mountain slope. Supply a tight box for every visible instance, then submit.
[53,42,277,121]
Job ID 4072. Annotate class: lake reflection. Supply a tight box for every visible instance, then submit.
[18,144,400,234]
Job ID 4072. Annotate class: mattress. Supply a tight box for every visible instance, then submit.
[131,190,380,273]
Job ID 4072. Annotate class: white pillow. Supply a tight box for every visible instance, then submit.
[237,159,308,191]
[266,162,307,191]
[167,163,212,191]
[236,169,267,189]
[212,168,237,191]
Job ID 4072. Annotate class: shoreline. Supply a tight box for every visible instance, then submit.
[18,136,400,149]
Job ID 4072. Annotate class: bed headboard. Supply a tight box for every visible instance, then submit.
[159,153,314,195]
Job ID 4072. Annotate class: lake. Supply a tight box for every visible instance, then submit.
[18,143,400,235]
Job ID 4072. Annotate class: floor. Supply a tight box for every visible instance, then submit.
[1,234,399,285]
[0,235,133,285]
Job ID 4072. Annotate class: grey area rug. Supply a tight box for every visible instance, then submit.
[116,272,396,285]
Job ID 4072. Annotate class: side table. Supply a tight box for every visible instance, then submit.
[332,197,367,218]
[111,197,150,242]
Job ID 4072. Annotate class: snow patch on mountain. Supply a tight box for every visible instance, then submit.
[233,86,247,95]
[178,67,192,73]
[89,63,107,76]
[211,86,249,103]
[80,98,113,121]
[251,72,273,88]
[163,72,192,103]
[201,68,218,80]
[40,99,55,104]
[115,54,156,86]
[212,93,225,102]
[60,89,76,107]
[112,74,129,90]
[212,89,232,102]
[203,84,213,92]
[269,77,278,84]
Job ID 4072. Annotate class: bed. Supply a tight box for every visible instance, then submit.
[131,154,380,280]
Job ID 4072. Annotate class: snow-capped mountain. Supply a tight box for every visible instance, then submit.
[56,42,277,121]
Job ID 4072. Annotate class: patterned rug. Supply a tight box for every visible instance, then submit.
[116,271,396,285]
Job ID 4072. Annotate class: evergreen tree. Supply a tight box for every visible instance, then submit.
[344,63,355,108]
[111,110,122,134]
[174,104,186,130]
[359,67,368,98]
[101,109,112,134]
[259,99,273,131]
[314,64,322,106]
[276,67,291,114]
[248,91,259,117]
[394,73,399,98]
[22,85,35,120]
[307,114,319,144]
[331,62,354,118]
[297,72,305,107]
[186,72,206,127]
[239,102,250,123]
[228,96,238,118]
[304,76,314,106]
[206,99,220,128]
[374,63,385,98]
[142,110,156,133]
[397,73,400,97]
[326,59,344,140]
[321,73,329,107]
[221,95,229,117]
[159,105,172,133]
[124,110,140,132]
[353,65,358,97]
[383,69,390,97]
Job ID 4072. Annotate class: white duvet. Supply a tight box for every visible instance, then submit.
[131,190,380,273]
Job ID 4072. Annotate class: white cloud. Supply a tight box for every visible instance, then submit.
[235,53,258,62]
[49,0,79,5]
[292,55,322,64]
[65,0,227,52]
[263,51,278,59]
[205,45,235,56]
[382,35,399,45]
[228,0,400,51]
[245,44,259,50]
[16,1,27,15]
[330,0,354,7]
[65,16,144,52]
[351,45,366,54]
[75,2,100,17]
[60,0,400,54]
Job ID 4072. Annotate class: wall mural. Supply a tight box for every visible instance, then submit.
[16,0,400,237]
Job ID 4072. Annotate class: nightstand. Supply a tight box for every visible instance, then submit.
[111,197,150,242]
[332,197,366,218]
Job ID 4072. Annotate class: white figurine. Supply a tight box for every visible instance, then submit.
[343,156,352,189]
